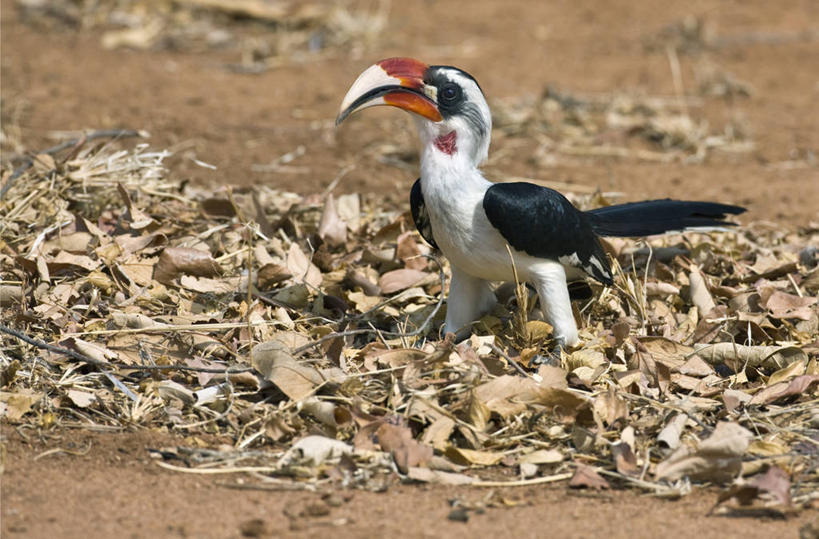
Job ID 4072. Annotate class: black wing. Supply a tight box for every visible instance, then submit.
[410,178,438,249]
[483,182,612,285]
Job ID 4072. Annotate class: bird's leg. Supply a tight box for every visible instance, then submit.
[529,262,579,347]
[443,266,496,338]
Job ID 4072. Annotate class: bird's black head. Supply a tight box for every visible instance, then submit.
[337,58,492,164]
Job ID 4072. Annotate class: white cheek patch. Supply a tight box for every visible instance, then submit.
[423,85,438,102]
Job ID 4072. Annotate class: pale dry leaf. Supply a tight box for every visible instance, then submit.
[693,343,808,370]
[723,389,751,413]
[66,389,97,408]
[154,246,220,284]
[156,380,195,405]
[749,374,819,405]
[689,267,716,314]
[762,290,817,320]
[406,467,475,485]
[0,285,22,306]
[251,340,322,401]
[52,251,100,272]
[518,449,563,465]
[376,422,433,473]
[285,242,322,289]
[280,435,352,466]
[421,416,456,451]
[257,263,292,287]
[301,397,352,429]
[767,359,807,386]
[0,389,42,421]
[179,275,240,294]
[110,312,167,330]
[378,268,432,294]
[655,421,753,483]
[569,465,610,490]
[445,446,505,467]
[317,194,347,247]
[336,193,361,232]
[396,231,427,271]
[60,337,117,364]
[716,466,792,510]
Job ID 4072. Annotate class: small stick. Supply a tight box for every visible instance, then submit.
[470,471,573,487]
[155,462,281,474]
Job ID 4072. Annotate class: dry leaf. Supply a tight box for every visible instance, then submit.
[60,337,117,364]
[179,275,240,294]
[376,422,433,473]
[285,242,322,288]
[655,422,753,483]
[445,446,505,467]
[251,341,322,401]
[715,466,792,511]
[518,449,563,465]
[406,467,475,485]
[66,389,97,408]
[301,397,352,429]
[396,231,427,270]
[317,194,347,247]
[612,441,639,476]
[378,268,431,294]
[0,389,42,421]
[569,465,610,490]
[761,290,817,320]
[421,416,456,451]
[749,374,819,405]
[280,435,352,466]
[154,247,220,284]
[689,267,716,314]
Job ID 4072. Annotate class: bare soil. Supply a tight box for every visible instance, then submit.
[3,427,816,539]
[2,1,818,537]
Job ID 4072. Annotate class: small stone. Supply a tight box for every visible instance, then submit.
[239,518,267,537]
[447,508,469,522]
[305,503,331,517]
[520,462,538,478]
[322,493,345,508]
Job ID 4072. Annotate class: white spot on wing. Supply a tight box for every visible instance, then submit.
[558,253,582,268]
[590,255,609,278]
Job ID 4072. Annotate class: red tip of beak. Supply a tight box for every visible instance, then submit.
[376,57,429,89]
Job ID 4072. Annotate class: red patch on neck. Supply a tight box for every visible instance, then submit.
[434,131,457,155]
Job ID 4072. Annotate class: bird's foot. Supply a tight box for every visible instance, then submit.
[527,342,565,369]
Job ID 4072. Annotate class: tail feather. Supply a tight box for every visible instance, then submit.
[586,199,745,237]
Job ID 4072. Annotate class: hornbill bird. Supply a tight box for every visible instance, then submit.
[336,58,745,349]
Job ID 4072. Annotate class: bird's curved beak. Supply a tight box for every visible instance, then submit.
[336,57,443,125]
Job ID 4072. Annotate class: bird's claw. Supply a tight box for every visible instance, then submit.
[527,342,565,369]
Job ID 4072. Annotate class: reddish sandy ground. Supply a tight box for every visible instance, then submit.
[3,427,817,539]
[2,0,818,537]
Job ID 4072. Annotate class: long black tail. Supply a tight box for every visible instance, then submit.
[585,199,745,237]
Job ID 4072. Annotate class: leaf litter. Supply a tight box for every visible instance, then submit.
[1,134,818,519]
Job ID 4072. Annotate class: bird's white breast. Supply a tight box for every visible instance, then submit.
[419,147,589,285]
[420,149,523,281]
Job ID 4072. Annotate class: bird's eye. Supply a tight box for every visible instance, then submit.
[440,84,460,103]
